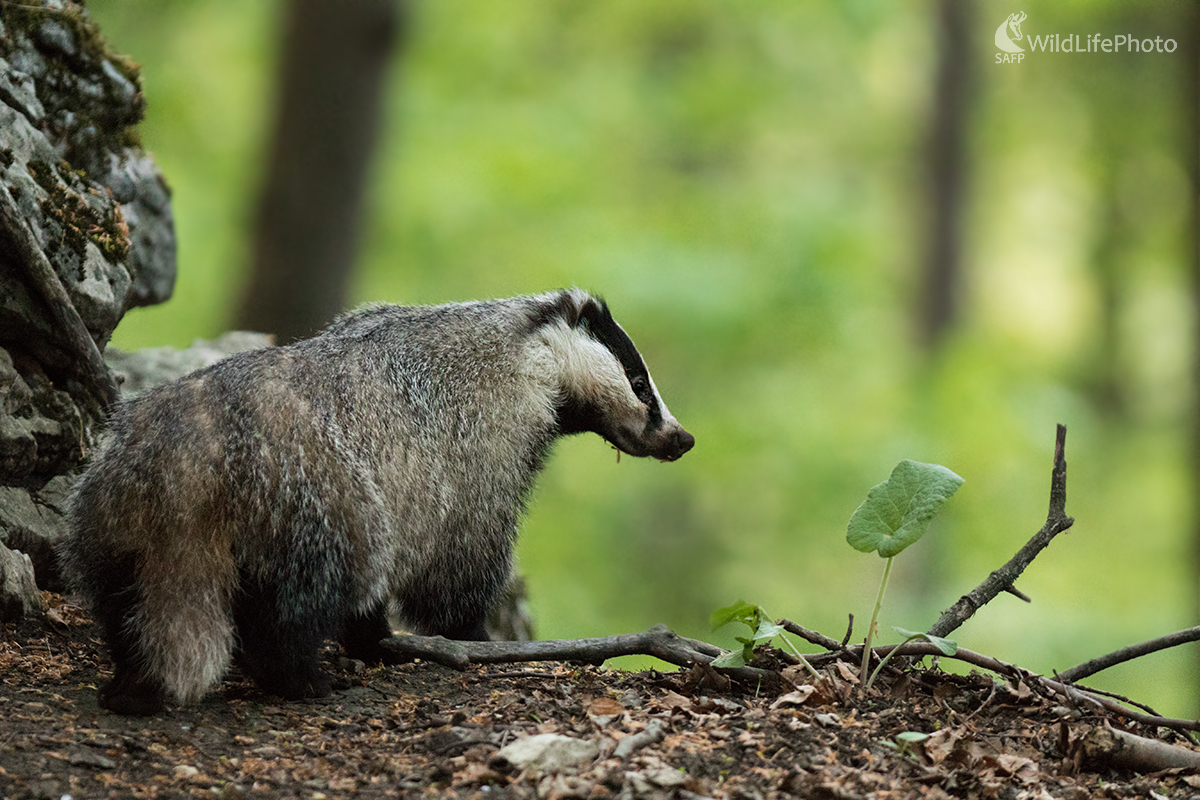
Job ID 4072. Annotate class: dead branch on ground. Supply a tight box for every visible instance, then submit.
[377,623,781,689]
[822,640,1200,733]
[779,619,843,652]
[1074,725,1200,772]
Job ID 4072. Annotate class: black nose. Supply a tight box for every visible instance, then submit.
[670,428,695,459]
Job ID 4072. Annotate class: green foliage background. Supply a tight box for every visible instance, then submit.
[89,1,1196,714]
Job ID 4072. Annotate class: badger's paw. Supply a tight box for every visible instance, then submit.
[267,671,333,701]
[99,669,167,716]
[341,604,406,665]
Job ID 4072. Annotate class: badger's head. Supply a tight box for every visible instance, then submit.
[537,289,694,462]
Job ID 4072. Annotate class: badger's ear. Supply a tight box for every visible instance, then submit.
[574,295,611,337]
[535,288,609,331]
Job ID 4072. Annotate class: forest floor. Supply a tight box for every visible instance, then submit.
[2,596,1198,800]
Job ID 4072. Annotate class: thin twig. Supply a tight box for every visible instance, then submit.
[1055,626,1200,684]
[928,424,1074,638]
[963,679,999,723]
[811,640,1200,733]
[1062,679,1164,719]
[778,619,843,652]
[1002,585,1032,603]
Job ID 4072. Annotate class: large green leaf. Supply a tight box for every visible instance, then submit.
[846,460,964,558]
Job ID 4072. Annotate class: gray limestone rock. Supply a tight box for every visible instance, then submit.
[0,543,43,622]
[0,474,73,592]
[0,1,184,624]
[105,331,275,398]
[0,0,177,488]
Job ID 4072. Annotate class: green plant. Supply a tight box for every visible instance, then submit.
[866,627,956,691]
[709,600,819,680]
[881,730,930,760]
[846,460,963,683]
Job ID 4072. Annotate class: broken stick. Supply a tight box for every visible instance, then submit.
[928,424,1074,638]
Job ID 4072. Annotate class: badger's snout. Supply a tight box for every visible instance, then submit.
[656,426,695,462]
[608,421,694,461]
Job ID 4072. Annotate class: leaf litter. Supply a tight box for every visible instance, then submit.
[2,597,1199,799]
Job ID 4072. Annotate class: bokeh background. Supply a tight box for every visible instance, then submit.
[87,0,1198,715]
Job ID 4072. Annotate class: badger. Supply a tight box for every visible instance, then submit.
[60,289,693,715]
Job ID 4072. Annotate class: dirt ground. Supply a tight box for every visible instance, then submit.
[2,597,1199,800]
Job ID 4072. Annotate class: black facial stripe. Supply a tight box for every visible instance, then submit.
[531,291,579,331]
[534,290,667,427]
[576,296,663,426]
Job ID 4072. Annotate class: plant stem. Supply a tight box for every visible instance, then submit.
[866,635,911,691]
[777,632,822,682]
[861,556,894,682]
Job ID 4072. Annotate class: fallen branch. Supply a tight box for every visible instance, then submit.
[377,624,781,689]
[1076,725,1200,772]
[928,424,1074,638]
[1056,626,1200,684]
[378,619,1200,736]
[612,719,666,759]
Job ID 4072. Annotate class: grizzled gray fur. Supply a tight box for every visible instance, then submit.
[60,289,693,715]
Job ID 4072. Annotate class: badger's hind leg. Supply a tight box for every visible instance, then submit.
[89,553,167,716]
[232,505,353,701]
[88,547,238,715]
[233,579,335,700]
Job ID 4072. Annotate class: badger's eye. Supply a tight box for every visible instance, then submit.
[629,376,652,403]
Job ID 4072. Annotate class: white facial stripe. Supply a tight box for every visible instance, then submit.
[539,321,646,423]
[646,373,678,427]
[537,308,690,460]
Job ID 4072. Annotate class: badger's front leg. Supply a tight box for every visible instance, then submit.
[340,601,490,665]
[436,617,490,642]
[341,601,404,664]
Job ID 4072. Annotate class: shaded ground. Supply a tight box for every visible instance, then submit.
[2,597,1198,799]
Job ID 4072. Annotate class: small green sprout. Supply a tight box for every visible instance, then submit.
[709,600,819,680]
[846,459,963,683]
[882,730,930,759]
[866,627,957,691]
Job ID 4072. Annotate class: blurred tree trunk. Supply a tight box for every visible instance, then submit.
[918,0,971,350]
[237,0,403,343]
[905,0,973,610]
[1087,159,1128,418]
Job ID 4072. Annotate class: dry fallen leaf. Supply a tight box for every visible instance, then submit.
[770,686,817,709]
[587,696,625,725]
